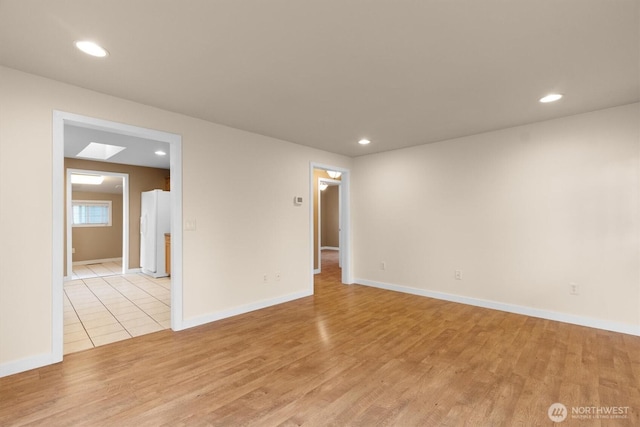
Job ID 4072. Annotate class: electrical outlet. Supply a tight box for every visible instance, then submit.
[569,282,579,295]
[380,262,386,271]
[275,272,281,281]
[263,274,268,283]
[455,270,462,280]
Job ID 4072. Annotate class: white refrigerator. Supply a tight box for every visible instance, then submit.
[140,189,171,278]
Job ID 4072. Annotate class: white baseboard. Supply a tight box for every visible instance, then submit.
[321,246,339,251]
[72,257,122,266]
[181,289,313,330]
[356,278,640,337]
[0,352,60,378]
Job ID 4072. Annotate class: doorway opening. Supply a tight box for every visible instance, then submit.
[66,168,129,279]
[53,111,183,362]
[310,164,352,292]
[317,176,342,274]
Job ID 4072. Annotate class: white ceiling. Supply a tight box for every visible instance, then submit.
[1,1,638,157]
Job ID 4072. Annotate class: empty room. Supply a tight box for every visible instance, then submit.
[0,1,639,425]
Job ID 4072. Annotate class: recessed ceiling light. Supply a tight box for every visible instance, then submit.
[539,93,563,103]
[70,173,104,185]
[155,150,167,156]
[76,142,125,160]
[358,138,371,145]
[74,40,109,57]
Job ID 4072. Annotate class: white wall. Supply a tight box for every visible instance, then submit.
[0,66,351,373]
[353,103,640,333]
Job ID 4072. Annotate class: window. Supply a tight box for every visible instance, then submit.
[72,200,112,227]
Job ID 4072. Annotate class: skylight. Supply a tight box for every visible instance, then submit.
[76,142,126,160]
[70,173,104,185]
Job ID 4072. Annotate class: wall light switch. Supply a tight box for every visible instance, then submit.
[184,219,196,231]
[569,282,579,295]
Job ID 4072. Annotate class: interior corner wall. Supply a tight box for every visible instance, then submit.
[353,103,640,331]
[0,66,351,373]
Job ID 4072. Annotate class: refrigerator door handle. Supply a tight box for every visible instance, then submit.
[140,214,146,236]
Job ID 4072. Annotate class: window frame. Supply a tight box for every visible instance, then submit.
[71,199,113,227]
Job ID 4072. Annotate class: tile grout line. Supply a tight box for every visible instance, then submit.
[63,287,96,349]
[118,274,171,308]
[72,261,121,280]
[98,275,166,330]
[80,277,134,340]
[107,274,170,308]
[87,263,121,277]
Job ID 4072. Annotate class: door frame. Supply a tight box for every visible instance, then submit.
[53,111,184,363]
[309,163,352,290]
[66,169,129,279]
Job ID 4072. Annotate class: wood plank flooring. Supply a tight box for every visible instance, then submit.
[1,250,639,426]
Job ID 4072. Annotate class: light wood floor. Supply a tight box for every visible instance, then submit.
[1,251,639,425]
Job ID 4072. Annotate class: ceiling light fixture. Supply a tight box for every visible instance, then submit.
[70,173,104,185]
[319,182,329,191]
[326,170,341,179]
[539,93,563,103]
[74,40,109,57]
[358,138,371,145]
[155,150,167,156]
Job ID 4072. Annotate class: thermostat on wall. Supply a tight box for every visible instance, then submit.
[293,196,303,206]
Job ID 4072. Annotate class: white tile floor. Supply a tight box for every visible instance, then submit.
[64,262,171,355]
[71,261,123,280]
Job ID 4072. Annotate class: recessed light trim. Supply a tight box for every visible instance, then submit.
[76,142,126,160]
[539,93,563,103]
[74,40,109,57]
[358,138,371,145]
[155,150,167,156]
